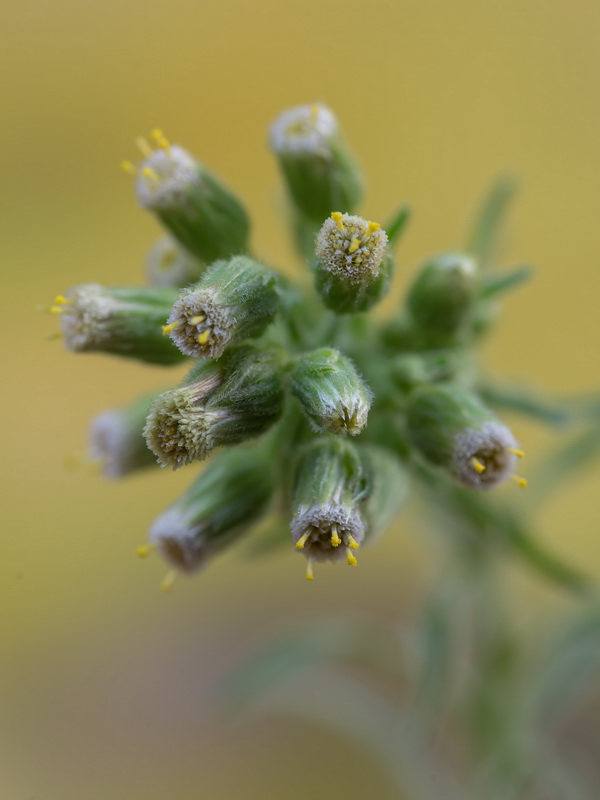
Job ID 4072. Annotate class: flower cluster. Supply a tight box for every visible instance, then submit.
[49,106,529,587]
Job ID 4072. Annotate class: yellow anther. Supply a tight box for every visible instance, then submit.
[54,295,70,305]
[188,315,205,326]
[508,447,525,458]
[367,221,381,235]
[305,560,315,581]
[161,570,177,593]
[197,329,210,345]
[331,526,342,547]
[347,534,360,551]
[136,544,155,558]
[49,305,65,315]
[331,211,345,232]
[121,160,137,176]
[136,136,153,158]
[161,320,181,335]
[512,475,528,488]
[142,166,159,183]
[471,457,486,474]
[346,548,358,567]
[152,128,171,151]
[310,105,319,122]
[348,237,360,254]
[295,532,310,550]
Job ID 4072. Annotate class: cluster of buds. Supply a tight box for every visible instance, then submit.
[48,106,529,588]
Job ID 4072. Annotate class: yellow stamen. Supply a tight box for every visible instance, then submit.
[49,305,66,315]
[295,532,310,550]
[471,457,486,474]
[331,211,345,232]
[197,329,210,345]
[348,237,360,254]
[331,526,342,547]
[54,295,71,305]
[161,570,177,592]
[512,475,528,488]
[367,221,381,235]
[121,160,137,176]
[305,560,315,581]
[136,544,156,558]
[151,128,171,150]
[508,447,525,458]
[310,105,319,123]
[136,136,153,158]
[346,548,358,567]
[188,315,205,326]
[347,534,360,551]
[161,320,181,335]
[142,166,159,183]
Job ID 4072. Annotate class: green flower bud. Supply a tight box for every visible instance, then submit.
[55,284,185,365]
[290,348,372,435]
[390,350,462,391]
[149,441,275,575]
[144,345,285,469]
[163,256,280,359]
[406,384,524,490]
[269,104,363,223]
[291,438,369,577]
[314,212,392,313]
[89,392,159,478]
[406,253,478,343]
[145,235,205,289]
[129,135,250,263]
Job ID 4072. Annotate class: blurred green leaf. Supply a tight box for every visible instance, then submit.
[466,177,518,269]
[384,204,411,247]
[479,265,533,299]
[527,425,600,504]
[478,381,573,428]
[221,618,404,711]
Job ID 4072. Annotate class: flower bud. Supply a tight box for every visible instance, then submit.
[131,137,250,263]
[290,348,372,435]
[164,256,280,359]
[269,104,363,223]
[406,384,522,490]
[89,393,159,478]
[390,351,462,391]
[145,235,205,289]
[314,212,392,313]
[291,438,368,567]
[406,253,478,343]
[143,345,285,469]
[56,284,185,365]
[149,441,275,574]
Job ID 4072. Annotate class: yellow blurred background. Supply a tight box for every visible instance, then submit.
[2,0,599,797]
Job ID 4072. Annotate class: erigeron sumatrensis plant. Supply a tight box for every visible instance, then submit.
[49,105,540,589]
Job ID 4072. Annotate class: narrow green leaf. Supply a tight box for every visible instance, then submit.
[479,264,533,299]
[466,177,517,269]
[383,204,411,246]
[478,381,572,428]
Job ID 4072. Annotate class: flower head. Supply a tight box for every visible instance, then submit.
[163,256,280,360]
[55,284,184,365]
[317,212,389,284]
[270,104,338,158]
